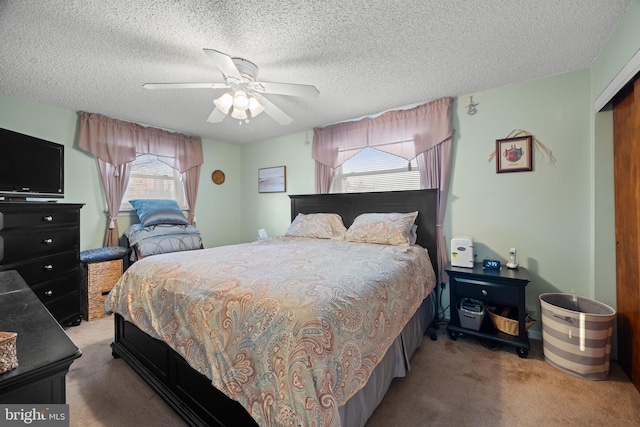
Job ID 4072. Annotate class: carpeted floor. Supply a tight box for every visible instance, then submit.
[64,317,640,427]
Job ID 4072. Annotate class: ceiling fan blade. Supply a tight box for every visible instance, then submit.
[206,107,226,123]
[203,48,242,79]
[248,81,319,98]
[143,83,229,90]
[257,96,293,125]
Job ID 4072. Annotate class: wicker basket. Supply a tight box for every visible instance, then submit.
[487,306,536,336]
[81,258,123,321]
[0,331,18,374]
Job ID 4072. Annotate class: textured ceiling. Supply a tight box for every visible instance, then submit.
[0,1,630,145]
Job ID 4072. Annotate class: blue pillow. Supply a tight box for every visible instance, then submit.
[129,199,189,226]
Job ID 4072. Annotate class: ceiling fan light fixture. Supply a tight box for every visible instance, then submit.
[146,49,319,126]
[214,92,233,114]
[232,90,249,111]
[231,106,248,120]
[248,96,265,117]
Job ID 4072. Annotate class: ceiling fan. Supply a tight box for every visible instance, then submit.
[143,48,319,125]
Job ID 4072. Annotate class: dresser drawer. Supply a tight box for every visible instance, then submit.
[0,209,79,231]
[0,202,83,327]
[44,291,81,325]
[0,227,79,263]
[454,278,518,305]
[32,272,79,304]
[0,250,79,284]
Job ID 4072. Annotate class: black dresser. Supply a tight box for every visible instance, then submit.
[0,270,81,403]
[0,202,84,326]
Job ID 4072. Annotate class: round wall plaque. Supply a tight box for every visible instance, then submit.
[211,170,225,185]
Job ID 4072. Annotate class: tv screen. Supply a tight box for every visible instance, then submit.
[0,128,64,200]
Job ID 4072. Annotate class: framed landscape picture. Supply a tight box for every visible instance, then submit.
[258,166,286,193]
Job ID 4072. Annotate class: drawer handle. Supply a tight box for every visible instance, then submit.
[481,289,488,296]
[43,215,53,222]
[43,264,54,271]
[42,238,53,244]
[44,290,53,297]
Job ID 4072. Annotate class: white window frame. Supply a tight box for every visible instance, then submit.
[119,153,187,212]
[331,147,421,193]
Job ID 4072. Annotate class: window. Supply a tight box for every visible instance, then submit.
[332,147,421,193]
[120,154,186,211]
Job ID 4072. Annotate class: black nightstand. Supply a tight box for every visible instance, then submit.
[446,263,531,358]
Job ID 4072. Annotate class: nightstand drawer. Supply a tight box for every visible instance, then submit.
[454,278,518,305]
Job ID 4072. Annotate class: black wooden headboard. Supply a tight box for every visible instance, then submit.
[289,189,438,274]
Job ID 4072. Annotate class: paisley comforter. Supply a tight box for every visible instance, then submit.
[105,236,436,427]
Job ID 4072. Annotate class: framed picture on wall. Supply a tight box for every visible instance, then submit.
[496,135,533,173]
[258,166,286,193]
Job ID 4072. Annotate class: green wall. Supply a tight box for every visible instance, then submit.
[0,95,242,251]
[0,96,104,250]
[591,0,640,98]
[240,70,593,339]
[590,0,640,309]
[194,139,242,248]
[2,0,640,343]
[239,132,315,243]
[450,70,592,337]
[235,1,640,342]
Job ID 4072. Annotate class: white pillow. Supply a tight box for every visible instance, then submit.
[344,212,418,246]
[285,213,347,239]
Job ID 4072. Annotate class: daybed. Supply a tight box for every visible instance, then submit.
[106,189,439,427]
[123,199,203,261]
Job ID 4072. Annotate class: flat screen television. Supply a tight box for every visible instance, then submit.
[0,127,64,201]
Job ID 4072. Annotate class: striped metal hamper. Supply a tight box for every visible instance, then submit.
[539,293,615,380]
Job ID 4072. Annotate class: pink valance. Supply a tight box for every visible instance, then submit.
[313,97,453,168]
[77,112,203,173]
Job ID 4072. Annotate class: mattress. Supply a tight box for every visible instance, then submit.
[124,223,202,260]
[105,236,436,427]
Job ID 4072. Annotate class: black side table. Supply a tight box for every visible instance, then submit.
[0,270,81,403]
[446,263,531,357]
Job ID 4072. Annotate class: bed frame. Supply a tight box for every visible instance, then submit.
[111,189,438,427]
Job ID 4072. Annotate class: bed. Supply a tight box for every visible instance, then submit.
[124,223,203,261]
[106,189,439,427]
[123,199,204,261]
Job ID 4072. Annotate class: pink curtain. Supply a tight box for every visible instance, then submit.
[314,162,335,194]
[78,112,204,245]
[312,97,454,282]
[98,159,131,246]
[313,119,369,169]
[417,140,453,285]
[78,112,203,172]
[182,165,201,225]
[313,97,453,169]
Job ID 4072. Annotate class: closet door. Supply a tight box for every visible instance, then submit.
[613,76,640,392]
